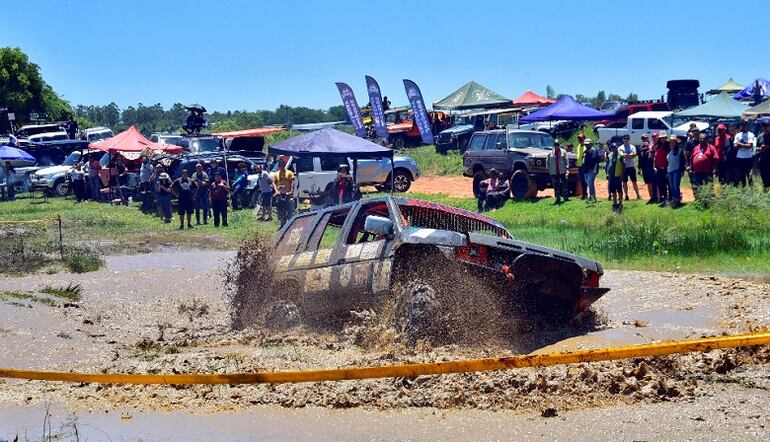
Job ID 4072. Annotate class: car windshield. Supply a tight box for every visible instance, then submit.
[192,138,220,152]
[508,132,554,149]
[161,136,183,145]
[63,152,81,166]
[398,202,510,239]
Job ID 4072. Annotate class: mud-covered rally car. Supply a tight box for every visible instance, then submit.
[267,196,609,342]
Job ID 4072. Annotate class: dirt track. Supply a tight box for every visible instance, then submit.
[410,175,695,202]
[0,250,768,440]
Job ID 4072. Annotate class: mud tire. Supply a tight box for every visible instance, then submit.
[264,301,302,330]
[393,280,444,345]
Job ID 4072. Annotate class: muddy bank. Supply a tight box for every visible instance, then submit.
[0,249,768,418]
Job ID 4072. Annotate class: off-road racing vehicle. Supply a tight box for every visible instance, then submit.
[265,196,609,342]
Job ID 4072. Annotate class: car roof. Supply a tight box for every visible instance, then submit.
[628,111,673,119]
[83,127,112,133]
[473,129,549,135]
[384,107,411,114]
[30,131,68,137]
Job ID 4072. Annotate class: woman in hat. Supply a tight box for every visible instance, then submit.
[666,135,686,208]
[156,172,174,223]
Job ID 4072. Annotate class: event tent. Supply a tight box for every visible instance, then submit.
[433,81,511,110]
[89,125,183,159]
[269,128,392,159]
[743,99,770,118]
[707,78,744,95]
[519,95,614,122]
[511,90,555,106]
[0,144,36,167]
[732,78,770,102]
[673,92,747,119]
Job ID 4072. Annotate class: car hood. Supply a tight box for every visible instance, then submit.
[509,147,568,157]
[440,124,474,135]
[470,232,603,273]
[35,165,71,176]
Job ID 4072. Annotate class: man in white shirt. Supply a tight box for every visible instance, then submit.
[620,135,641,200]
[733,120,756,187]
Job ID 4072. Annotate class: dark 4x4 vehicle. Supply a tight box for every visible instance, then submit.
[463,129,578,200]
[260,196,609,343]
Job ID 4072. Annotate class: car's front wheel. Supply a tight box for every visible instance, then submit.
[53,179,70,197]
[386,170,412,192]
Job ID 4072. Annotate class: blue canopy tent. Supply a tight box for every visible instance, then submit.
[519,95,614,122]
[733,78,770,103]
[0,144,36,167]
[268,128,396,195]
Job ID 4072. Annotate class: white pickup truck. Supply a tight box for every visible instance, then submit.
[597,111,708,145]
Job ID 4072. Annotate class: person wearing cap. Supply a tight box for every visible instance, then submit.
[209,172,231,227]
[575,132,588,199]
[619,134,641,200]
[254,164,274,221]
[546,140,569,204]
[272,156,296,227]
[605,142,625,210]
[690,133,719,196]
[653,132,670,205]
[173,168,197,230]
[713,124,733,185]
[638,134,657,203]
[666,135,686,208]
[733,120,756,187]
[756,121,770,189]
[581,139,601,202]
[156,172,174,223]
[193,162,210,225]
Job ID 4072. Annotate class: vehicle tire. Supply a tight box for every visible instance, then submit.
[393,280,442,345]
[386,170,412,192]
[458,137,469,154]
[53,179,70,197]
[391,135,406,150]
[509,170,538,200]
[264,301,302,331]
[435,144,448,155]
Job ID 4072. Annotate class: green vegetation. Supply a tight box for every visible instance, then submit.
[55,332,72,339]
[402,145,464,176]
[41,283,83,301]
[62,250,104,273]
[1,186,768,276]
[0,290,58,307]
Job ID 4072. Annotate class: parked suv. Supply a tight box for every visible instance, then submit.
[462,129,578,200]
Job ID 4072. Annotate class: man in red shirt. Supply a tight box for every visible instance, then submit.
[653,131,669,202]
[690,133,718,195]
[712,124,732,184]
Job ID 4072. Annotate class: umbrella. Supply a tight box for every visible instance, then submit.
[0,144,36,166]
[185,104,207,113]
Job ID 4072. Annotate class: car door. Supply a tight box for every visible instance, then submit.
[464,133,487,173]
[293,156,316,196]
[490,132,509,172]
[629,117,644,144]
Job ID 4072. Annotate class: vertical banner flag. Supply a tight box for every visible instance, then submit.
[335,82,367,138]
[365,75,388,139]
[402,79,434,145]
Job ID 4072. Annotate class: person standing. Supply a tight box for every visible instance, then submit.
[619,135,641,200]
[209,172,230,227]
[192,163,210,225]
[690,133,718,197]
[582,139,601,203]
[138,156,154,213]
[87,154,102,201]
[272,158,296,227]
[756,121,770,189]
[666,136,686,207]
[156,172,174,223]
[638,134,658,203]
[733,120,756,187]
[254,164,274,221]
[653,132,670,206]
[605,143,625,210]
[575,132,588,199]
[713,124,733,185]
[70,162,86,202]
[230,162,248,210]
[115,157,128,204]
[3,161,16,200]
[546,140,569,204]
[173,169,197,230]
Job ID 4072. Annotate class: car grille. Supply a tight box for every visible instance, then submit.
[532,158,546,168]
[437,132,453,144]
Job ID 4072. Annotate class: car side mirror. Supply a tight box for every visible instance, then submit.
[364,215,394,239]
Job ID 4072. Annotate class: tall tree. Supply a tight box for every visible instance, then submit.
[0,47,71,123]
[545,85,556,99]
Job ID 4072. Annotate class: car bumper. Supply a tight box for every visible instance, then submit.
[30,179,54,190]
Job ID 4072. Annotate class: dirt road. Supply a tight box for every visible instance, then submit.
[410,175,695,202]
[1,250,768,440]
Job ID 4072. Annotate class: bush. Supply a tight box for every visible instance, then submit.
[63,250,104,273]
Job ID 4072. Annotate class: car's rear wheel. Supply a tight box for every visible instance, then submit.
[53,179,70,197]
[510,170,538,200]
[472,170,487,196]
[390,135,406,150]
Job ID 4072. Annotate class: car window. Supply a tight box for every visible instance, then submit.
[346,201,391,244]
[468,135,486,151]
[320,155,348,172]
[295,157,314,173]
[495,133,507,149]
[509,133,531,148]
[483,134,498,150]
[631,119,644,130]
[306,209,350,252]
[275,214,316,256]
[647,118,667,130]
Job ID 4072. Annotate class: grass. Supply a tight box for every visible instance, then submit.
[62,250,104,273]
[401,145,464,176]
[0,290,58,307]
[41,283,83,301]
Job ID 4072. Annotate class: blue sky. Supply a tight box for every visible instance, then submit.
[2,0,767,112]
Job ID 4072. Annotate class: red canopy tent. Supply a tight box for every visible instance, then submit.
[511,90,555,106]
[212,127,284,138]
[89,125,183,159]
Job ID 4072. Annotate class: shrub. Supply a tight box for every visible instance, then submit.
[63,250,104,273]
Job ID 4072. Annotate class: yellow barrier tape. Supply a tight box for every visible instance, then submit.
[1,333,768,385]
[0,215,60,225]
